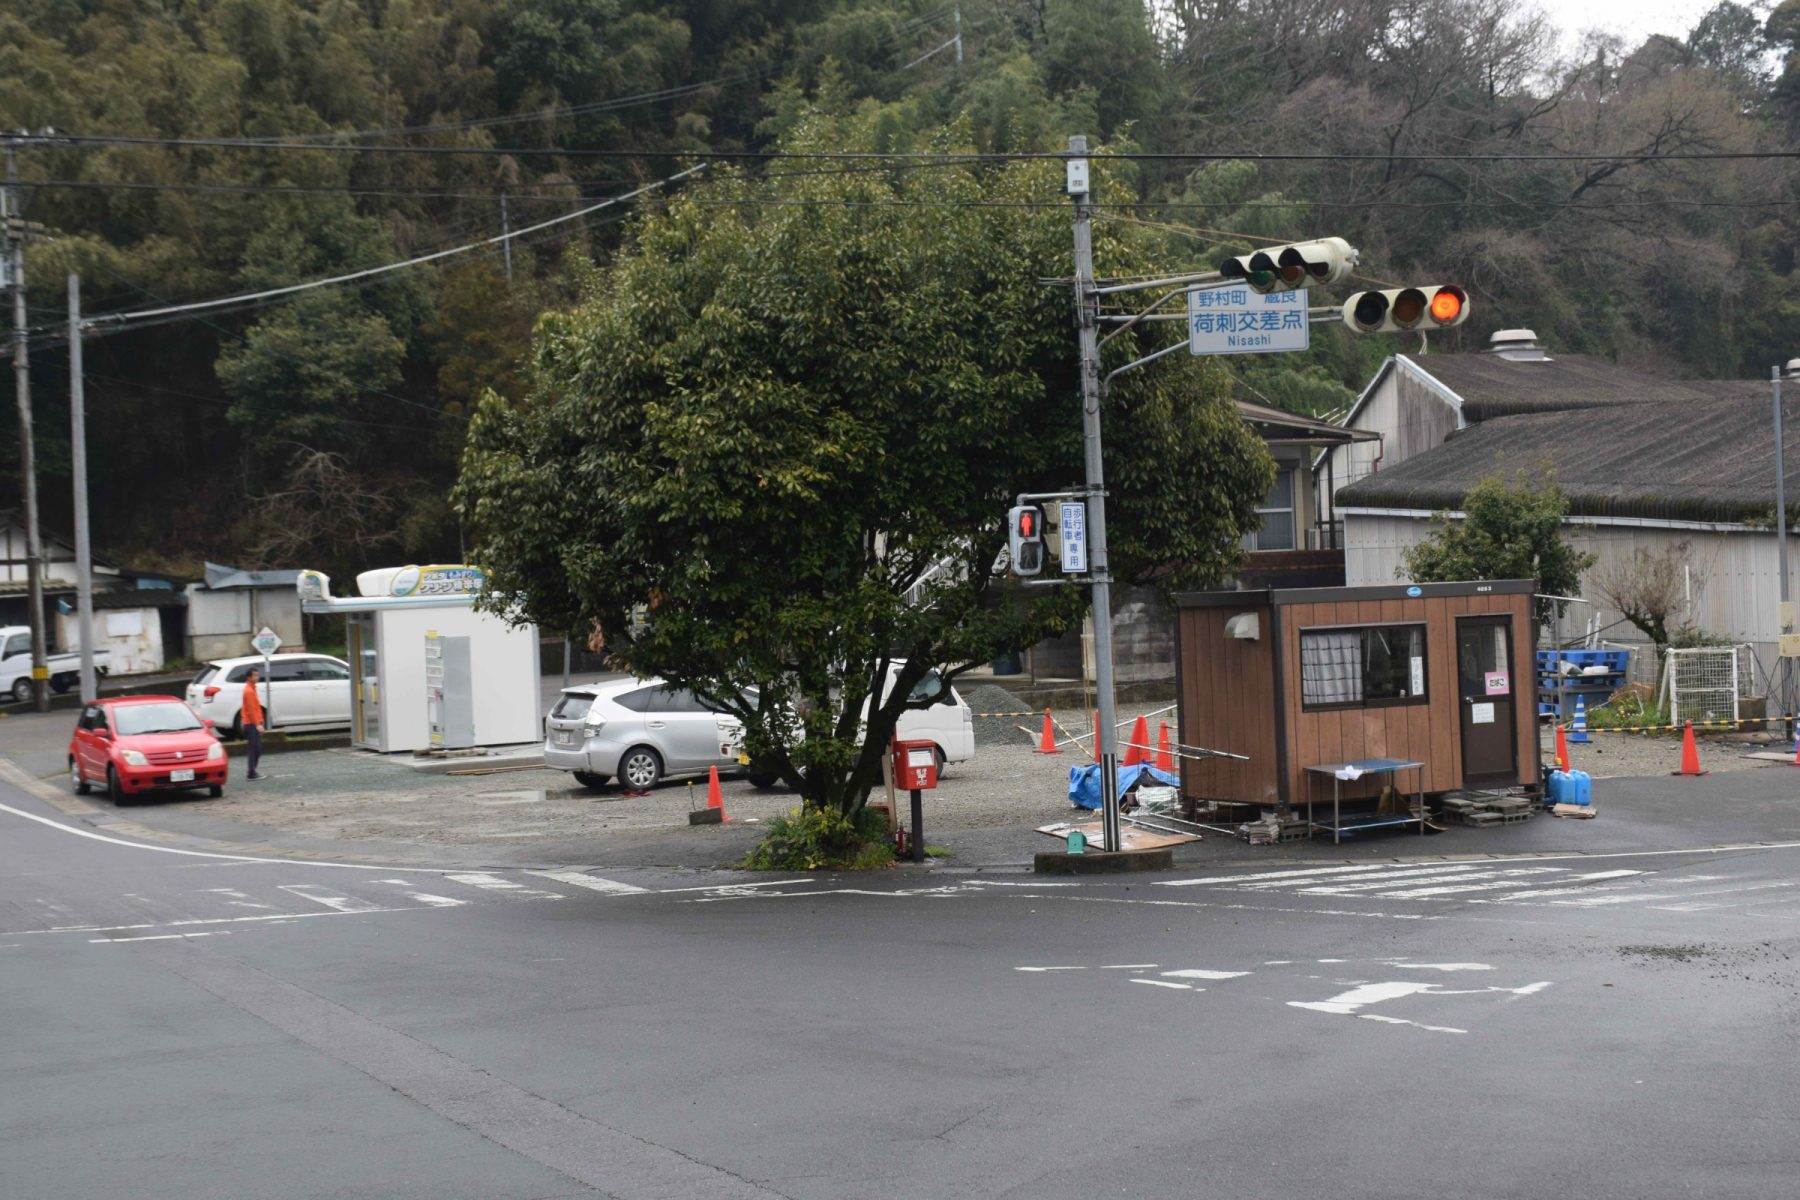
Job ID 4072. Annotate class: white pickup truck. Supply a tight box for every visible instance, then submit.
[0,625,111,703]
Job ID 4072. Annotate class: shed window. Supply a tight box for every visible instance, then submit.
[1300,624,1427,709]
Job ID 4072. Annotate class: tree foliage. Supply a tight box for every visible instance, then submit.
[1399,472,1597,623]
[454,108,1272,816]
[2,0,1795,583]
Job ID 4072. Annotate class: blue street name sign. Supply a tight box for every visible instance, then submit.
[1187,286,1309,356]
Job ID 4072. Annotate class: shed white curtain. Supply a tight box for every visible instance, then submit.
[1301,630,1361,706]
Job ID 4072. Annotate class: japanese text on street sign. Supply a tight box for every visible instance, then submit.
[1188,286,1308,356]
[1059,502,1088,574]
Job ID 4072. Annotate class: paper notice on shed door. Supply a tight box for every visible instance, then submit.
[1410,657,1425,696]
[1470,702,1496,725]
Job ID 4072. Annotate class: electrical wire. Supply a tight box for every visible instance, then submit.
[80,164,704,328]
[19,134,1800,163]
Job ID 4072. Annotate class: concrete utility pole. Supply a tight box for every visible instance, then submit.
[5,136,48,711]
[1067,135,1122,852]
[1775,365,1791,739]
[69,273,96,702]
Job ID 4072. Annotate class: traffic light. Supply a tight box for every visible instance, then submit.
[1218,237,1359,294]
[1007,505,1045,576]
[1341,285,1469,334]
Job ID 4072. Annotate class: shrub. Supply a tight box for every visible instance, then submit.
[743,805,896,871]
[1582,688,1673,735]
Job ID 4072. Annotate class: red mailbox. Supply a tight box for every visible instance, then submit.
[893,738,938,791]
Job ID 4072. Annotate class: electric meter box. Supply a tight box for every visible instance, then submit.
[892,738,939,791]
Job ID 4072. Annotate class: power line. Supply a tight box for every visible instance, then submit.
[82,164,705,328]
[19,133,1800,163]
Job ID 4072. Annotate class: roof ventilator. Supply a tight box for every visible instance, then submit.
[1486,329,1549,361]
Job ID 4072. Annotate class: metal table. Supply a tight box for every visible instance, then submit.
[1302,758,1427,844]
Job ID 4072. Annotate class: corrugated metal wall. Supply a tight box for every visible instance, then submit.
[1346,513,1790,693]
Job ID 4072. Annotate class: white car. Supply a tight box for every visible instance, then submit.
[186,653,354,736]
[543,678,745,791]
[543,666,974,793]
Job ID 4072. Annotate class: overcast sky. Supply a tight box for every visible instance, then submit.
[1551,0,1760,51]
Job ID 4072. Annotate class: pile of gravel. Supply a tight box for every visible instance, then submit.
[959,682,1040,747]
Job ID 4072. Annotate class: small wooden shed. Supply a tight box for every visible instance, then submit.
[1174,581,1540,812]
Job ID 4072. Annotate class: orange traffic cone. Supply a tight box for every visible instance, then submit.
[1154,721,1175,772]
[706,765,727,816]
[1789,738,1800,768]
[1673,720,1708,776]
[1554,724,1569,771]
[1092,711,1101,762]
[1034,709,1061,755]
[1123,715,1150,766]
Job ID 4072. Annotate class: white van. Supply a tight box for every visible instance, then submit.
[736,663,975,788]
[885,663,976,769]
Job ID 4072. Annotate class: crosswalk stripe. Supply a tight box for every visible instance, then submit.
[1160,864,1459,887]
[1473,870,1648,899]
[444,872,565,900]
[374,879,466,907]
[1298,867,1555,895]
[278,884,385,914]
[534,871,648,896]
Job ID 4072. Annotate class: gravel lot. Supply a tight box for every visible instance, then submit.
[108,692,1180,848]
[1545,725,1789,779]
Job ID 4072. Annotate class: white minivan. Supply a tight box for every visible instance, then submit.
[541,664,974,792]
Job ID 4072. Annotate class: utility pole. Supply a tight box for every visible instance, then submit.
[1775,365,1791,743]
[954,5,964,71]
[5,136,48,711]
[1067,134,1122,852]
[69,273,95,702]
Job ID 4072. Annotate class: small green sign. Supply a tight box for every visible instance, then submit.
[1066,830,1087,855]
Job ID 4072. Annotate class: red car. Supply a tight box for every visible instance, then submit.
[69,695,228,804]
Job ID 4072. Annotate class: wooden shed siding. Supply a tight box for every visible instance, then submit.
[1177,606,1279,805]
[1276,591,1536,803]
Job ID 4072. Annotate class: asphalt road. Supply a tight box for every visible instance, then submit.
[5,774,1799,1199]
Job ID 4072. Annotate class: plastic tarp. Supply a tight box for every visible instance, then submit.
[1067,762,1180,810]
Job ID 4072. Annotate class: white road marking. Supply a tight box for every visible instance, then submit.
[1015,966,1087,972]
[1475,870,1649,899]
[1299,868,1546,895]
[278,884,385,914]
[1161,864,1456,887]
[374,880,465,907]
[1380,962,1493,972]
[534,871,648,895]
[1161,969,1251,980]
[1374,872,1574,898]
[204,888,275,910]
[1130,979,1193,990]
[91,931,228,943]
[444,872,564,900]
[1360,1014,1467,1034]
[0,797,451,872]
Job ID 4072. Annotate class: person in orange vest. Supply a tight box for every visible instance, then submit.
[241,666,265,780]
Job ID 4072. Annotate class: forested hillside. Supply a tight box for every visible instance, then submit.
[3,0,1797,579]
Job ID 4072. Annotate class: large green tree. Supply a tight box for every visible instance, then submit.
[455,111,1273,817]
[1400,472,1597,623]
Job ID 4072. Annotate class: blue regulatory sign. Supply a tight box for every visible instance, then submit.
[1188,286,1309,356]
[1059,502,1089,574]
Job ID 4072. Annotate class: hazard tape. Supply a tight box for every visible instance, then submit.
[1581,717,1796,734]
[972,711,1042,719]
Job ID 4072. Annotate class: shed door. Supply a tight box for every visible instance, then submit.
[1456,616,1518,786]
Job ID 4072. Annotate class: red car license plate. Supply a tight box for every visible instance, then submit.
[170,768,195,782]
